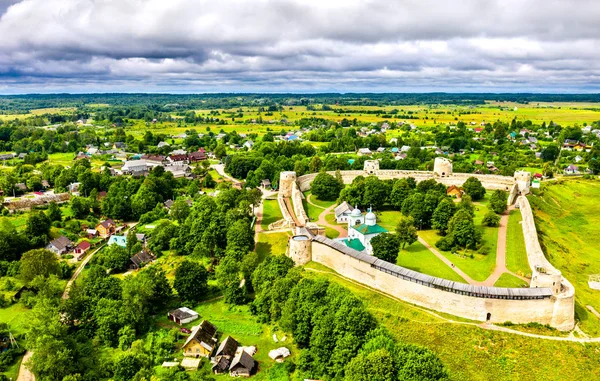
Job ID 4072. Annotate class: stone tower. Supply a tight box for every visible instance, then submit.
[433,157,453,177]
[279,171,297,197]
[514,171,531,195]
[364,160,380,174]
[288,228,312,265]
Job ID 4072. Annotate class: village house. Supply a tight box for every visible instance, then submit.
[141,154,166,166]
[74,241,91,260]
[334,201,354,223]
[446,185,463,199]
[165,164,192,178]
[189,148,207,162]
[564,164,579,175]
[46,236,73,255]
[129,250,155,269]
[212,336,239,375]
[260,179,271,190]
[229,350,256,377]
[157,141,170,148]
[167,154,189,165]
[168,307,199,325]
[96,219,115,238]
[357,147,372,156]
[182,320,218,358]
[108,235,127,247]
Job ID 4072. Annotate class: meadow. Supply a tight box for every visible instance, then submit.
[529,179,600,335]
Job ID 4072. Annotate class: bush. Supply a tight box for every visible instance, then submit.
[435,236,453,251]
[482,211,501,227]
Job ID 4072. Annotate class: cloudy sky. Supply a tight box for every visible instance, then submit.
[1,0,600,94]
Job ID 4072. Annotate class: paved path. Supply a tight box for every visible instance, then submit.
[210,164,242,185]
[314,205,348,238]
[16,351,34,381]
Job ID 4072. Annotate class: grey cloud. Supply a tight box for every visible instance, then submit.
[1,0,600,92]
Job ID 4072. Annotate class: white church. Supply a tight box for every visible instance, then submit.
[341,206,388,254]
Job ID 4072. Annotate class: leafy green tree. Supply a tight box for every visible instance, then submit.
[309,156,323,173]
[390,178,412,209]
[24,211,51,247]
[70,196,91,219]
[0,218,29,261]
[148,221,178,253]
[396,217,418,249]
[489,190,508,214]
[131,184,162,218]
[362,177,390,210]
[462,177,486,201]
[396,343,449,381]
[19,249,59,282]
[173,260,208,302]
[311,172,344,201]
[370,233,400,263]
[445,209,481,249]
[46,201,62,222]
[215,255,247,305]
[431,198,456,235]
[226,219,254,256]
[170,199,191,224]
[113,352,141,381]
[100,245,131,272]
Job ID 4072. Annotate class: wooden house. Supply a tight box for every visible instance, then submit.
[96,219,115,238]
[446,185,463,199]
[229,350,256,377]
[182,320,218,358]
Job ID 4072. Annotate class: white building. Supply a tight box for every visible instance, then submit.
[342,207,388,254]
[334,201,354,223]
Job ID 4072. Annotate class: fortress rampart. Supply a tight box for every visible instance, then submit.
[281,159,574,330]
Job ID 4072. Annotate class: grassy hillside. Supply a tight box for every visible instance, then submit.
[529,179,600,335]
[304,262,600,381]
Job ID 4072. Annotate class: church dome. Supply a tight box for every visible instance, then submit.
[350,207,362,217]
[365,209,377,226]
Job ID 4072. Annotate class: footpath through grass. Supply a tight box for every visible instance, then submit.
[529,179,600,335]
[304,262,600,381]
[396,242,467,283]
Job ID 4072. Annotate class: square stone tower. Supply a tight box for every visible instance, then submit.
[364,160,380,174]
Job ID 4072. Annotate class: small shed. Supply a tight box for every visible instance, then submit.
[180,357,201,370]
[229,350,256,377]
[168,307,199,325]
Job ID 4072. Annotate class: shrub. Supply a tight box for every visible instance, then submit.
[482,211,501,227]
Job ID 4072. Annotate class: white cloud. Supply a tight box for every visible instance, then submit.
[1,0,600,92]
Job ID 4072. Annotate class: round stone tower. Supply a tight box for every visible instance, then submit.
[514,171,531,195]
[364,160,380,174]
[433,157,453,177]
[279,171,297,197]
[288,233,312,265]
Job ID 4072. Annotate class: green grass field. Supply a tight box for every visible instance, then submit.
[505,210,531,277]
[261,199,283,230]
[302,197,323,222]
[304,262,600,381]
[256,232,290,260]
[529,179,600,335]
[419,230,497,282]
[396,242,467,283]
[493,273,528,288]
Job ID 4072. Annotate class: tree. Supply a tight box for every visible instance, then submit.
[0,218,29,261]
[489,190,508,214]
[396,217,418,249]
[370,233,401,263]
[148,221,178,253]
[173,260,208,302]
[462,177,486,201]
[541,144,559,161]
[226,219,255,256]
[113,352,141,381]
[431,198,456,235]
[311,172,344,201]
[215,255,247,305]
[309,156,323,173]
[390,179,412,210]
[445,209,481,249]
[100,245,131,272]
[19,249,59,282]
[482,212,501,227]
[46,201,62,222]
[70,196,91,219]
[170,199,191,224]
[24,212,51,248]
[362,177,390,210]
[131,184,162,218]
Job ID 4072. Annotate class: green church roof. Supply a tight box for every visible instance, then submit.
[343,238,365,251]
[351,223,388,235]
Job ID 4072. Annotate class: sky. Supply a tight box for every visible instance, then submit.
[1,0,600,94]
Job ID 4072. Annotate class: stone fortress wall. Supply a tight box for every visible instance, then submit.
[282,159,575,330]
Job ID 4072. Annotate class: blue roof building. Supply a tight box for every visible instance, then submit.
[108,235,127,247]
